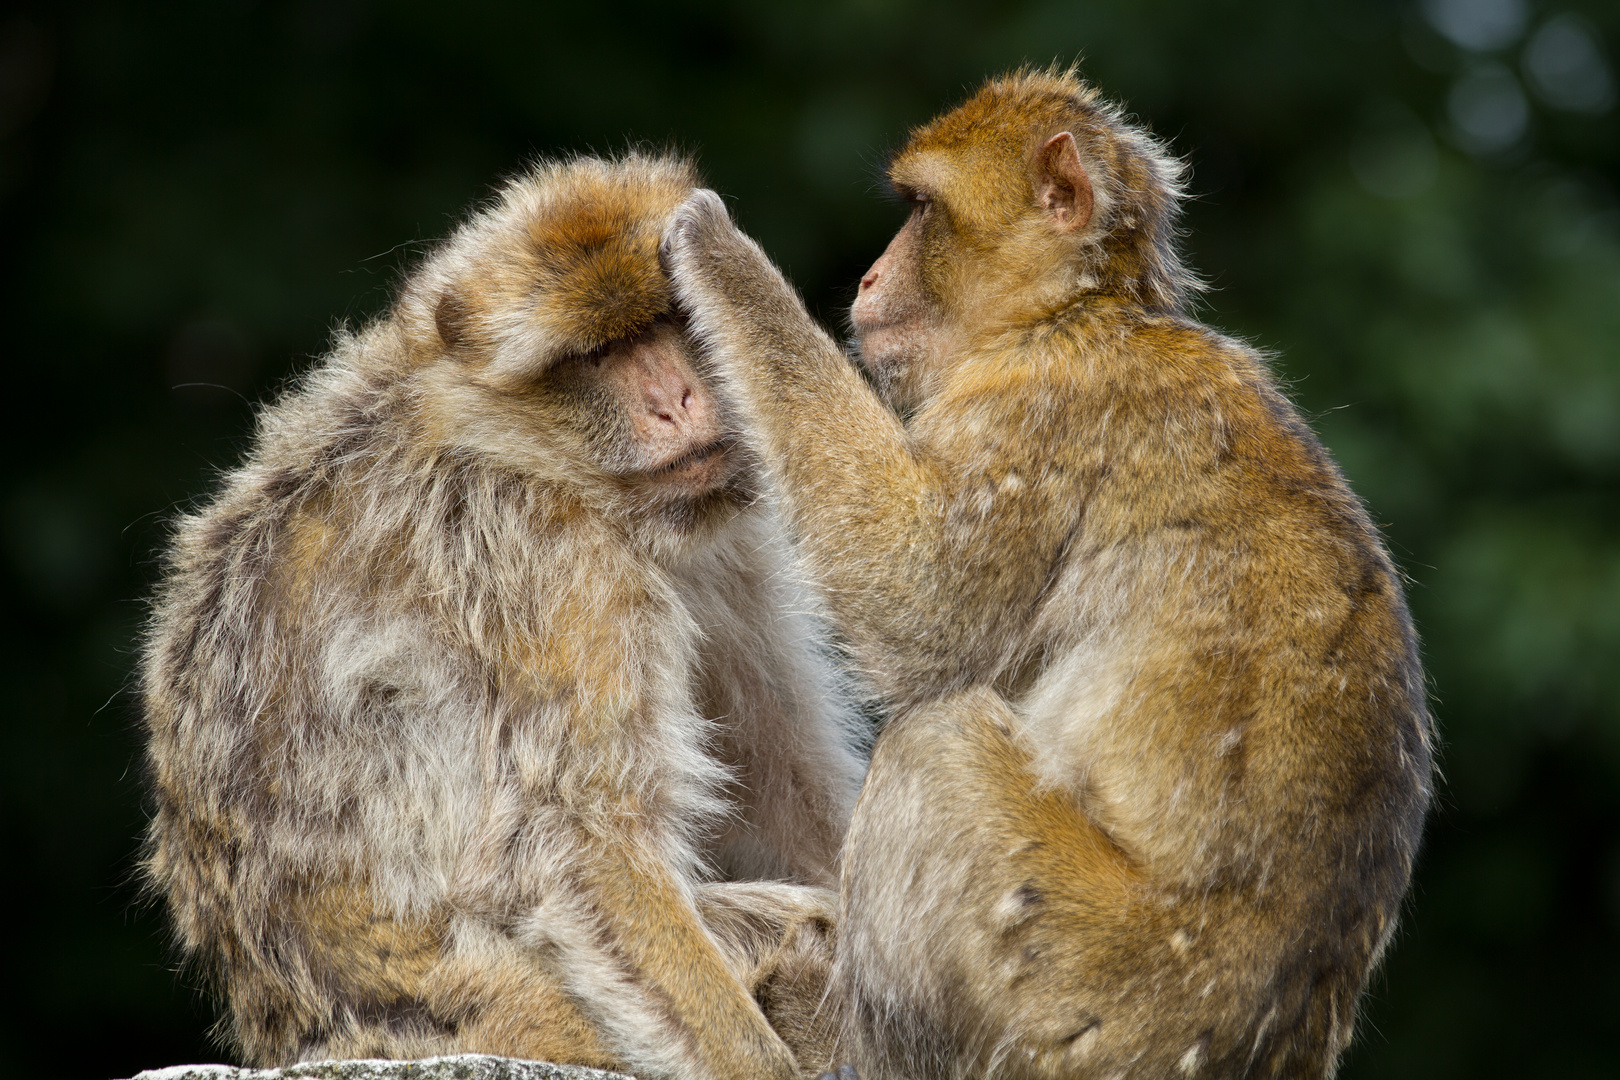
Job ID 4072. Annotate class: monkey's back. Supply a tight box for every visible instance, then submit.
[968,305,1433,1074]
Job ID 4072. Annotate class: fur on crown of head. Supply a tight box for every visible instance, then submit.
[421,151,700,386]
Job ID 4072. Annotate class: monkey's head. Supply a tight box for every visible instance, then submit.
[405,153,750,522]
[852,68,1197,412]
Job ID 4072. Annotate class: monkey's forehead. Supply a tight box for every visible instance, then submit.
[421,152,700,381]
[887,139,1031,228]
[536,229,673,352]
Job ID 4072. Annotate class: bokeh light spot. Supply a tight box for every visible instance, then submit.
[1422,0,1528,53]
[1447,61,1530,155]
[1523,14,1615,115]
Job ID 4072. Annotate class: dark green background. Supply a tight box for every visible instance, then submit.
[3,2,1617,1077]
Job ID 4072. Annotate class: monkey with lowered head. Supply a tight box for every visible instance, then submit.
[141,153,862,1080]
[663,69,1434,1079]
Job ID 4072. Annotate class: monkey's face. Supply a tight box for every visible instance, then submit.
[540,320,742,504]
[851,202,948,418]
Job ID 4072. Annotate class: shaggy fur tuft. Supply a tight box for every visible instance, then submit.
[423,153,698,385]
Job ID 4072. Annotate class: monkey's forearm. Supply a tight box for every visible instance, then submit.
[567,842,800,1080]
[660,197,959,670]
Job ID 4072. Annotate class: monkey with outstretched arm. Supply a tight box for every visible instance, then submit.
[663,69,1433,1080]
[142,153,860,1080]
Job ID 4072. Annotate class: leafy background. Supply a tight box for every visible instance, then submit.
[2,1,1616,1077]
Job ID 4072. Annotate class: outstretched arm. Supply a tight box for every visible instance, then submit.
[664,192,922,527]
[663,193,1059,705]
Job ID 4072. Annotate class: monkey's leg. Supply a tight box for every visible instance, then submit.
[835,687,1230,1080]
[280,881,836,1078]
[696,882,842,1077]
[223,885,619,1069]
[301,868,810,1080]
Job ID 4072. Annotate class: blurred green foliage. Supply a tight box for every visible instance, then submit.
[2,1,1616,1077]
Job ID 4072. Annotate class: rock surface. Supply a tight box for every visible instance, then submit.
[127,1054,634,1080]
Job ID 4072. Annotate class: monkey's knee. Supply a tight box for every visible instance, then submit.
[878,685,1022,757]
[839,687,1039,966]
[856,686,1032,835]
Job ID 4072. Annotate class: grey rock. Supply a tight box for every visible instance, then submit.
[127,1054,635,1080]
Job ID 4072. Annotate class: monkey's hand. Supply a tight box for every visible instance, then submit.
[660,187,738,264]
[658,187,745,314]
[660,188,831,385]
[659,188,752,296]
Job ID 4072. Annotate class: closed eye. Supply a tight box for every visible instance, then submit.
[885,179,930,206]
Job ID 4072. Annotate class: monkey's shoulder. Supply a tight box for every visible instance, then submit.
[1038,310,1350,473]
[164,417,669,664]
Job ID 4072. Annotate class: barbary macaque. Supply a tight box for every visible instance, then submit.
[663,69,1434,1079]
[141,153,861,1080]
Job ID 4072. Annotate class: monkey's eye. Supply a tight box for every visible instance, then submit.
[887,181,923,205]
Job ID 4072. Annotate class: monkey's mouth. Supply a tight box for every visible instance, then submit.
[650,436,737,484]
[851,320,920,365]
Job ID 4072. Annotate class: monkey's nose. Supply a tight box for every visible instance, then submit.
[646,379,701,429]
[859,269,880,293]
[650,393,687,425]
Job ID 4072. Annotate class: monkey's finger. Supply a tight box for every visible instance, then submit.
[683,187,731,228]
[835,1064,859,1080]
[660,188,733,261]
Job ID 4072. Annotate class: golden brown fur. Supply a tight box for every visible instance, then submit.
[662,69,1433,1079]
[142,152,861,1080]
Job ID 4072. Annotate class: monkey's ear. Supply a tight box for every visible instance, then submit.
[1035,132,1094,231]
